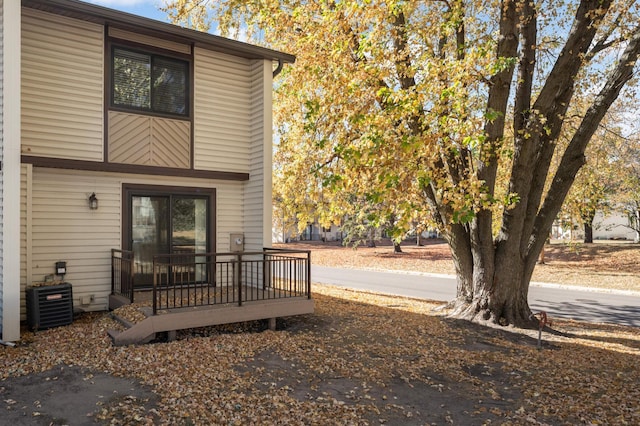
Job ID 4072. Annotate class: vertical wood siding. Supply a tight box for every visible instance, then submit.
[21,9,103,161]
[108,111,190,168]
[21,168,244,314]
[194,48,252,173]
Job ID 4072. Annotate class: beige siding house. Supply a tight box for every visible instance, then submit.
[0,0,303,342]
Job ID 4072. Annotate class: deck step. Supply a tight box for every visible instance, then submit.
[110,313,136,329]
[108,308,156,345]
[107,326,156,346]
[106,328,123,341]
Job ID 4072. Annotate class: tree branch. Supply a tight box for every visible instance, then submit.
[513,0,536,136]
[479,0,518,198]
[587,0,635,59]
[528,22,640,275]
[506,0,612,252]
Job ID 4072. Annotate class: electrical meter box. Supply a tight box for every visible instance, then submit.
[230,233,244,252]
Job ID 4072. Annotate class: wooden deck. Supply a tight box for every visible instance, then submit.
[108,295,314,346]
[109,249,314,345]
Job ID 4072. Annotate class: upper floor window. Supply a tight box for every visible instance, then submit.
[112,47,189,117]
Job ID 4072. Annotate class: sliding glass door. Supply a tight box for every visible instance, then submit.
[124,185,214,288]
[131,195,169,287]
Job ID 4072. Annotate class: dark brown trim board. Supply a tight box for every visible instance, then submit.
[22,156,250,181]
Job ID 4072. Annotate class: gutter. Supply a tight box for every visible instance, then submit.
[273,59,284,77]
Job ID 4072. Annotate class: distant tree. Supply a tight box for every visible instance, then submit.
[339,197,406,252]
[272,192,299,243]
[165,0,640,327]
[611,133,640,242]
[560,124,620,243]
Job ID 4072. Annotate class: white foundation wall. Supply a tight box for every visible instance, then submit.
[1,0,21,341]
[21,167,244,317]
[0,0,4,334]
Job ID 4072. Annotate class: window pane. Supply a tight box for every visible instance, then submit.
[131,196,170,287]
[113,49,151,109]
[152,57,187,115]
[173,198,208,282]
[172,198,207,254]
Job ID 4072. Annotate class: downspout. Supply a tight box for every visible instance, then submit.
[273,59,284,77]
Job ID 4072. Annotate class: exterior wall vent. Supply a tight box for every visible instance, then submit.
[26,283,74,331]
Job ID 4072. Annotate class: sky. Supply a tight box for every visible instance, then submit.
[81,0,170,23]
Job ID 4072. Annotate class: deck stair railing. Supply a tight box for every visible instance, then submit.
[151,248,311,315]
[111,249,134,303]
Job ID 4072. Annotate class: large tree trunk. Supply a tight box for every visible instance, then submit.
[447,221,538,327]
[443,0,640,328]
[450,275,533,326]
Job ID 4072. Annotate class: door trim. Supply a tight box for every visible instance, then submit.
[122,183,217,255]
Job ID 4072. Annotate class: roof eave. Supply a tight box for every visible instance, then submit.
[21,0,296,64]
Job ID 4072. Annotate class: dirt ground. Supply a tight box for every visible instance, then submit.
[0,365,157,425]
[1,241,639,425]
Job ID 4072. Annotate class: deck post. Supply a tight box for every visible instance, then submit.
[262,252,268,290]
[306,250,311,299]
[128,254,134,304]
[152,257,157,315]
[111,249,116,296]
[210,253,216,288]
[268,317,276,331]
[237,254,243,306]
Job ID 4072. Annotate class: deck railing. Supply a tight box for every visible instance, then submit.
[151,249,311,315]
[111,249,134,303]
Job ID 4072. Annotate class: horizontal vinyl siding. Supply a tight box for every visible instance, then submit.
[244,60,267,250]
[108,27,191,55]
[217,183,244,252]
[194,48,251,173]
[21,9,103,161]
[23,168,244,314]
[30,169,120,312]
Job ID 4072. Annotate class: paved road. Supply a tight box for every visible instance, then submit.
[311,265,640,327]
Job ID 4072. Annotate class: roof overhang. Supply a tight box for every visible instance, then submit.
[22,0,296,64]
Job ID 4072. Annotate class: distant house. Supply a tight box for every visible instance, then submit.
[592,211,638,241]
[552,211,638,241]
[1,0,312,343]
